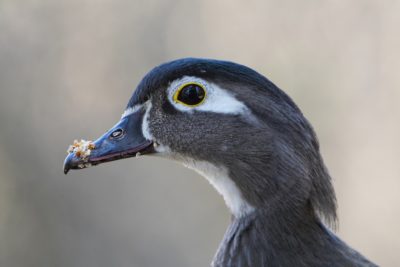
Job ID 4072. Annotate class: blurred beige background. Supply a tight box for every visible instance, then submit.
[0,0,399,266]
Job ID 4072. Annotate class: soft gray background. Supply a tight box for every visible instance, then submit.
[1,0,399,266]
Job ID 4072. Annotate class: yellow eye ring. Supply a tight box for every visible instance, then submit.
[173,82,207,107]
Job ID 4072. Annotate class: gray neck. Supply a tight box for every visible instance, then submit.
[212,203,376,267]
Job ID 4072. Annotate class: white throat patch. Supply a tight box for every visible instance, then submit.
[183,159,255,218]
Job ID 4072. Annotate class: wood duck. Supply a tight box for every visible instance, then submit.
[64,58,377,267]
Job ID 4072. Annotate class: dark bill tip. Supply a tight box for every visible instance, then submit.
[63,151,89,175]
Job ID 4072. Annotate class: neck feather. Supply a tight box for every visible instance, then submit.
[212,203,375,267]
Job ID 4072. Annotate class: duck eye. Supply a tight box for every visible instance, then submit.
[174,83,206,106]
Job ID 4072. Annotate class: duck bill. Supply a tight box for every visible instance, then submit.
[63,109,153,174]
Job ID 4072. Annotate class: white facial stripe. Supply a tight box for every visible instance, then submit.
[183,159,255,218]
[121,104,142,118]
[141,101,153,140]
[167,76,249,115]
[122,100,174,156]
[121,101,153,140]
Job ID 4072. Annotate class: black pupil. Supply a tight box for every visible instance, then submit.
[111,129,124,139]
[177,84,205,105]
